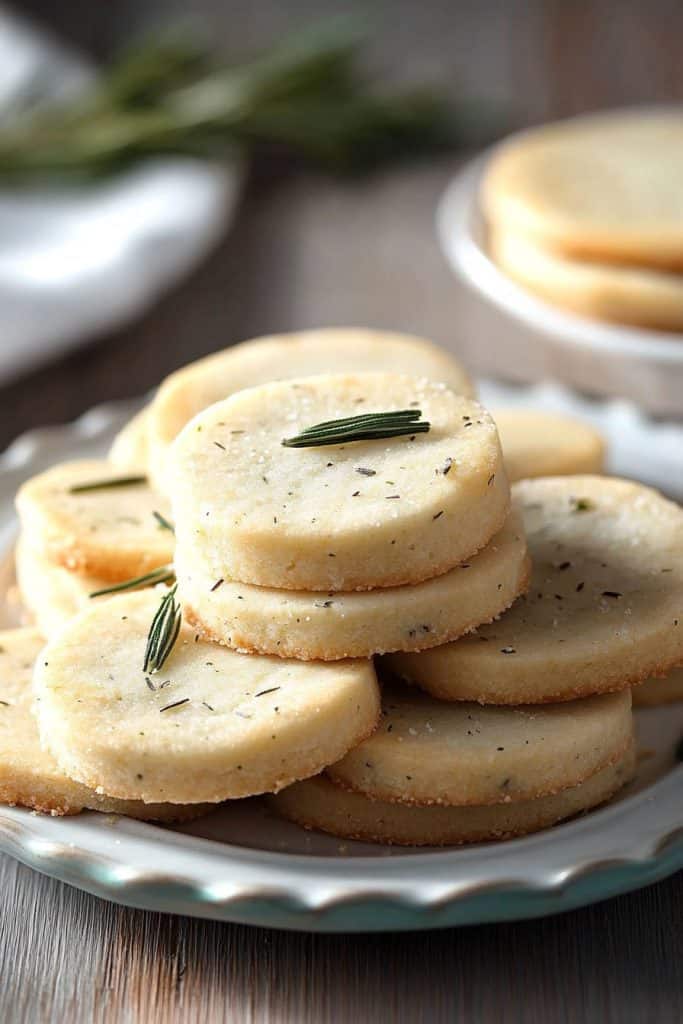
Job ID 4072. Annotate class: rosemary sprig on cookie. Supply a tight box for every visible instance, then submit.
[89,564,175,599]
[143,584,182,674]
[282,409,430,448]
[69,475,147,494]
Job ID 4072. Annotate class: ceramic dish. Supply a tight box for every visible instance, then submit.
[0,399,680,933]
[437,149,683,418]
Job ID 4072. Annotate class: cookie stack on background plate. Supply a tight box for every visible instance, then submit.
[7,329,683,845]
[482,109,683,331]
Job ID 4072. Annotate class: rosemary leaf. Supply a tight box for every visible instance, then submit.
[282,410,430,448]
[89,565,174,599]
[69,475,147,494]
[143,584,182,674]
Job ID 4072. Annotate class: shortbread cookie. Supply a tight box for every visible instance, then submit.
[632,668,683,707]
[16,460,174,582]
[148,329,475,494]
[171,373,509,591]
[109,406,151,473]
[490,228,683,330]
[326,684,632,806]
[0,628,208,820]
[15,536,109,637]
[34,591,380,804]
[177,509,529,659]
[482,110,683,267]
[494,408,605,481]
[387,476,683,703]
[271,745,635,846]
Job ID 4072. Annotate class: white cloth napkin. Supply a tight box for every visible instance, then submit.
[0,7,241,383]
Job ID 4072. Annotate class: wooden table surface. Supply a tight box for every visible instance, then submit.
[1,3,682,1021]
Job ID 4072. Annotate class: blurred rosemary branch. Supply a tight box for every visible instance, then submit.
[0,19,494,181]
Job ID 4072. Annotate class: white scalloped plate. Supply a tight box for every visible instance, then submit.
[0,398,680,932]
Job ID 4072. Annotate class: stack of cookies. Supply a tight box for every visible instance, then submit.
[482,109,683,330]
[6,328,682,845]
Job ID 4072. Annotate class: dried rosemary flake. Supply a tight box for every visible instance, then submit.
[159,697,190,713]
[152,510,174,532]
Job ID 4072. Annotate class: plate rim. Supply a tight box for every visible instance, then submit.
[0,397,681,932]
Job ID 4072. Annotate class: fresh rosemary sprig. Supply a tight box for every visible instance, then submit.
[143,584,182,674]
[282,409,430,448]
[0,20,495,182]
[89,564,174,599]
[153,510,175,532]
[69,475,147,494]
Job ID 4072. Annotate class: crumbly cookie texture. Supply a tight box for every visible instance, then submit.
[0,627,210,820]
[490,228,683,330]
[16,460,173,582]
[176,508,529,660]
[171,373,509,591]
[326,684,633,806]
[147,328,475,495]
[34,591,380,805]
[15,535,106,638]
[482,110,683,267]
[493,409,605,482]
[270,744,635,847]
[109,406,151,474]
[387,476,683,703]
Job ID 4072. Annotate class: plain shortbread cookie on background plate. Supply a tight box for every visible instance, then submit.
[176,508,529,660]
[16,460,173,582]
[326,684,632,806]
[170,373,509,592]
[489,227,683,330]
[481,109,683,267]
[147,329,475,495]
[387,476,683,703]
[33,590,380,804]
[0,627,210,820]
[270,745,635,847]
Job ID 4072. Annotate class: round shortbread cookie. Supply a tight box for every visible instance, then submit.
[481,110,683,267]
[171,373,509,591]
[0,628,208,820]
[326,684,632,806]
[490,227,683,330]
[109,406,151,473]
[15,536,112,637]
[494,408,605,482]
[387,476,683,703]
[270,745,635,846]
[148,329,475,495]
[16,461,174,582]
[632,668,683,707]
[177,509,529,659]
[34,591,380,804]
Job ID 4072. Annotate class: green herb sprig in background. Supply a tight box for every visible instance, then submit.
[0,19,496,182]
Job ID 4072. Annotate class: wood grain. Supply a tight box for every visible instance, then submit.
[1,2,682,1020]
[0,854,681,1023]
